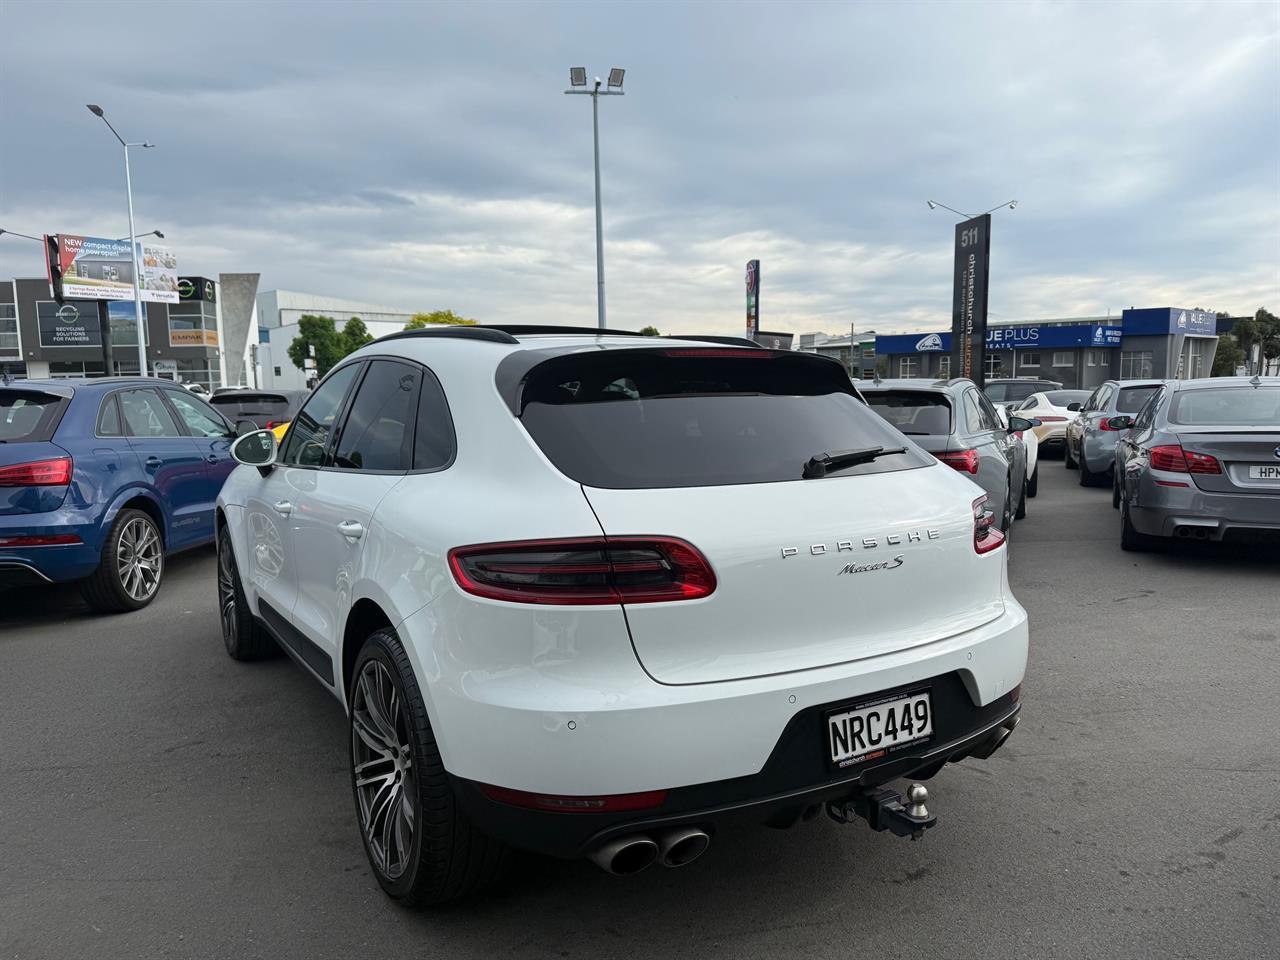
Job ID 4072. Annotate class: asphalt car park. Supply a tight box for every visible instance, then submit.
[1,465,1277,959]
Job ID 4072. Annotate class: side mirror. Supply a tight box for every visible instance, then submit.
[1066,402,1082,412]
[231,429,278,468]
[1027,418,1043,428]
[1007,416,1035,434]
[1107,415,1134,431]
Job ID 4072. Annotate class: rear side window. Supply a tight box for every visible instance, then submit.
[863,391,952,435]
[1168,386,1280,426]
[413,369,455,471]
[333,360,421,471]
[0,390,65,442]
[516,349,930,488]
[1116,386,1160,413]
[98,395,123,437]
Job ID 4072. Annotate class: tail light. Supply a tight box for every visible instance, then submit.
[1149,445,1221,475]
[448,536,717,605]
[265,420,280,429]
[972,495,1006,554]
[940,449,980,474]
[0,457,72,486]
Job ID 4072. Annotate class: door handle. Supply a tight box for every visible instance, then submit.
[272,500,293,516]
[205,454,220,464]
[337,520,364,540]
[145,456,162,470]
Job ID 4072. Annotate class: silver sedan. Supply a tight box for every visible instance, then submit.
[1111,377,1280,550]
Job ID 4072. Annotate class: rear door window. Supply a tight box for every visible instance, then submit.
[863,391,952,435]
[333,360,421,471]
[119,389,181,438]
[0,390,66,442]
[1116,385,1161,414]
[516,349,931,488]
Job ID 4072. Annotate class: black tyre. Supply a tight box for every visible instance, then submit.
[350,629,508,906]
[1000,479,1014,532]
[1112,472,1121,510]
[1064,441,1078,470]
[217,524,277,660]
[1120,498,1159,552]
[1078,452,1106,487]
[80,508,164,613]
[1015,476,1028,520]
[1027,464,1039,498]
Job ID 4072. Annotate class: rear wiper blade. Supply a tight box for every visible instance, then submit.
[803,445,907,479]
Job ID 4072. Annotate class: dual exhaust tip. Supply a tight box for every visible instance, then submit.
[589,826,710,875]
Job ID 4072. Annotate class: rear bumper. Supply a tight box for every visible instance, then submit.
[451,681,1022,859]
[0,538,101,582]
[1130,475,1280,541]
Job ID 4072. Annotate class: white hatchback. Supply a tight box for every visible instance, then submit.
[216,326,1028,905]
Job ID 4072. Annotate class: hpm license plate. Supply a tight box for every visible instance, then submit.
[828,690,933,768]
[1247,465,1280,480]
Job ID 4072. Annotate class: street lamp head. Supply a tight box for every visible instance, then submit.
[607,67,625,89]
[569,67,587,87]
[142,142,155,148]
[154,229,165,239]
[1008,200,1018,210]
[86,103,104,117]
[927,200,937,210]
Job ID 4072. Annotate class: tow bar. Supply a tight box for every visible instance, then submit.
[827,783,937,840]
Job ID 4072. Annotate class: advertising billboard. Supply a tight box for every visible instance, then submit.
[48,235,179,303]
[37,301,103,348]
[949,215,991,387]
[745,259,760,339]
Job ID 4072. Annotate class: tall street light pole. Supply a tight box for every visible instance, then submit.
[565,67,625,329]
[88,104,154,377]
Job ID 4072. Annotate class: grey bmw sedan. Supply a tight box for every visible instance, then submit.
[1111,377,1280,550]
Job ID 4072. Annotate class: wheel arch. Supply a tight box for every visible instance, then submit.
[342,597,395,707]
[105,490,167,549]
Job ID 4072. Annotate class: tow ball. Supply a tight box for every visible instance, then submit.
[827,783,937,840]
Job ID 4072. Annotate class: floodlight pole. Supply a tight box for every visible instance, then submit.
[566,77,623,329]
[88,105,153,377]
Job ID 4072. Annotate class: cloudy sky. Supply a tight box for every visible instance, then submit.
[1,0,1277,337]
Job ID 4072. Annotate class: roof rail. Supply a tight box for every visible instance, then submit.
[479,324,649,337]
[374,326,519,345]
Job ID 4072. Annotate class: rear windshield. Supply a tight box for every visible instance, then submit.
[1044,390,1090,407]
[985,381,1045,403]
[1116,386,1160,413]
[210,393,295,415]
[863,391,952,435]
[1168,386,1280,426]
[516,349,931,488]
[0,390,66,442]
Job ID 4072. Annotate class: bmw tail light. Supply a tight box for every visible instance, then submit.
[940,449,980,474]
[1149,444,1221,475]
[448,537,717,605]
[972,495,1006,554]
[0,457,72,486]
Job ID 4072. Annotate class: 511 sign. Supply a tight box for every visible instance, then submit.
[950,214,992,387]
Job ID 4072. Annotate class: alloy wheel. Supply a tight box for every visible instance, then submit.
[217,535,237,644]
[351,660,417,880]
[116,517,162,602]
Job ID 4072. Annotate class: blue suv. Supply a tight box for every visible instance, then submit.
[0,377,242,611]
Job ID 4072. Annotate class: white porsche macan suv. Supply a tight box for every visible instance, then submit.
[216,325,1028,905]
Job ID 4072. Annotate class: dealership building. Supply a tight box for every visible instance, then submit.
[869,307,1222,389]
[0,273,261,391]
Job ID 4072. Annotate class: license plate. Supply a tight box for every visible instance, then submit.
[1247,465,1280,480]
[827,690,933,769]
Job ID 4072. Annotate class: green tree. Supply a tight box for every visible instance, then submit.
[638,325,660,336]
[1211,335,1243,377]
[287,314,344,377]
[340,316,374,355]
[404,309,476,329]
